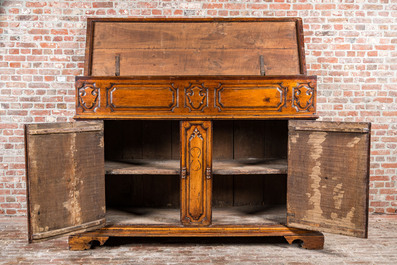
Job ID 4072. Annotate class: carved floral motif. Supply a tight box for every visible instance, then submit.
[78,83,99,112]
[185,83,208,112]
[293,83,314,112]
[189,128,203,172]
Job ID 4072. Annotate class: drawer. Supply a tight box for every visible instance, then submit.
[75,76,317,120]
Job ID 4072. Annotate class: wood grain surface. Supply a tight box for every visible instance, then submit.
[25,121,106,242]
[75,76,317,120]
[287,120,370,238]
[181,121,212,226]
[85,18,306,76]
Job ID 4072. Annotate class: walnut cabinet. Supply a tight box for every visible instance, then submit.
[25,18,371,250]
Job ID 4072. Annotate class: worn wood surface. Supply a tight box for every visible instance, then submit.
[85,18,306,76]
[25,121,106,242]
[230,121,265,206]
[68,223,324,250]
[69,235,109,251]
[181,121,212,226]
[104,120,288,209]
[74,76,317,120]
[212,121,234,207]
[104,121,180,209]
[105,159,287,175]
[105,206,286,226]
[287,120,370,238]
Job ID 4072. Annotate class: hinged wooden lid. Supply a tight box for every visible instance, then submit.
[84,18,306,76]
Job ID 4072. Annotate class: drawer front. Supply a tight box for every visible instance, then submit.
[215,84,286,112]
[75,76,317,119]
[107,83,177,111]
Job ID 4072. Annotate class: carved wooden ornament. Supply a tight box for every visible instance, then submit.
[185,83,208,112]
[78,83,99,112]
[293,83,315,112]
[181,121,212,226]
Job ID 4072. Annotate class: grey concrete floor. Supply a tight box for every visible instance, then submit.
[1,216,396,264]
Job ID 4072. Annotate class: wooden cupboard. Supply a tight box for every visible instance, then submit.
[25,18,370,250]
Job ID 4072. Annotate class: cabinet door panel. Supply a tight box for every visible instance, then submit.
[181,121,212,226]
[25,121,106,242]
[287,120,370,238]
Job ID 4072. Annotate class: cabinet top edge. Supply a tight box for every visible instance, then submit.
[73,115,319,121]
[75,75,317,81]
[87,17,303,23]
[289,120,371,133]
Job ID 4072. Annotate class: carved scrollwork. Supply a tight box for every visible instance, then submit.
[189,128,203,172]
[181,121,211,226]
[293,83,315,112]
[77,82,99,112]
[185,83,208,112]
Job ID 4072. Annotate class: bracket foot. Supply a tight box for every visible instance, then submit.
[68,235,109,251]
[284,233,324,250]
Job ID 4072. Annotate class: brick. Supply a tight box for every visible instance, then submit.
[269,4,290,10]
[380,189,397,194]
[203,3,223,9]
[26,2,47,7]
[16,15,38,21]
[224,3,245,9]
[4,55,26,61]
[51,29,68,35]
[294,4,313,10]
[93,2,113,8]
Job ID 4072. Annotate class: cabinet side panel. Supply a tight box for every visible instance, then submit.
[287,121,370,238]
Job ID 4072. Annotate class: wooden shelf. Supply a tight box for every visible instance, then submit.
[105,160,179,175]
[105,159,287,175]
[106,206,286,226]
[214,159,287,175]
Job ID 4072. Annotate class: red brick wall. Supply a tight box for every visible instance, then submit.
[0,1,396,216]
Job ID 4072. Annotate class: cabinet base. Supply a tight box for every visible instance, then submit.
[68,224,324,250]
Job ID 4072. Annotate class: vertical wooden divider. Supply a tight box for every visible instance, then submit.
[181,121,212,226]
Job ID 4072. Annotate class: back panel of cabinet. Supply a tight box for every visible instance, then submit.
[104,120,287,209]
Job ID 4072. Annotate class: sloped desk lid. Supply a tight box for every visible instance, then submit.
[84,18,307,76]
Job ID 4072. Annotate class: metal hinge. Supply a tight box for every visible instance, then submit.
[206,167,212,179]
[115,54,120,76]
[259,55,266,76]
[181,167,187,179]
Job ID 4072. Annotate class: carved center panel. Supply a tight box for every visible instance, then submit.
[293,83,315,112]
[78,83,99,112]
[187,127,205,221]
[215,83,287,112]
[185,83,208,112]
[107,83,178,112]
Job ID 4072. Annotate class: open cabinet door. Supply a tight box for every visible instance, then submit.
[287,120,370,238]
[25,121,106,242]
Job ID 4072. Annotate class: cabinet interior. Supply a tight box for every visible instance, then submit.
[104,120,288,225]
